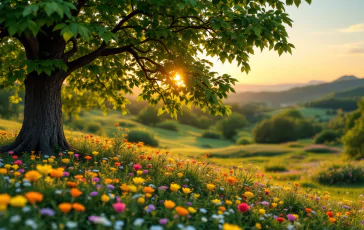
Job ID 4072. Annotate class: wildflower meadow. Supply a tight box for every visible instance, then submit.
[0,128,363,230]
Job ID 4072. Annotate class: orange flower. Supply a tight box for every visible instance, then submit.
[72,203,85,212]
[50,169,63,178]
[70,188,82,197]
[25,191,43,204]
[67,182,77,187]
[226,176,237,185]
[175,206,189,216]
[143,186,155,193]
[58,203,72,213]
[24,170,42,182]
[305,208,312,213]
[84,156,92,160]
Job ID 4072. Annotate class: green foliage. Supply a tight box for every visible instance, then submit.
[127,129,159,147]
[264,164,288,172]
[216,113,248,139]
[276,109,304,119]
[86,122,103,134]
[253,116,297,143]
[201,130,222,140]
[236,137,252,145]
[137,107,163,126]
[155,120,179,132]
[307,97,358,112]
[314,164,364,185]
[314,130,340,144]
[1,0,311,118]
[342,118,364,159]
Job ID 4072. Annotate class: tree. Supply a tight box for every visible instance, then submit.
[216,112,248,139]
[0,0,311,154]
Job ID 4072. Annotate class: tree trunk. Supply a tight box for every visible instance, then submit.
[1,72,70,155]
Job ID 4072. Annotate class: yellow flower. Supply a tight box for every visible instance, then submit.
[164,200,176,209]
[137,197,145,204]
[101,194,110,202]
[279,201,284,205]
[212,199,222,205]
[225,200,233,205]
[12,165,19,170]
[13,172,21,177]
[9,195,27,207]
[329,218,337,224]
[136,170,143,176]
[170,183,181,192]
[36,164,53,175]
[177,172,183,178]
[62,158,70,164]
[272,202,278,208]
[193,193,200,199]
[222,223,242,230]
[273,197,279,202]
[0,194,11,205]
[68,151,74,155]
[182,187,192,194]
[255,223,262,230]
[128,185,137,193]
[244,191,254,200]
[175,206,189,216]
[92,151,99,155]
[206,183,215,191]
[167,158,174,163]
[188,207,197,214]
[258,209,265,215]
[48,158,55,163]
[133,177,145,185]
[24,170,42,182]
[0,168,7,174]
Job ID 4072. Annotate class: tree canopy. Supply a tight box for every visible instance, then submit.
[1,0,311,118]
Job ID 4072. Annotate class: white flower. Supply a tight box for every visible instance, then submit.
[23,181,32,187]
[54,190,62,195]
[150,225,163,230]
[114,220,124,230]
[22,206,31,213]
[15,188,22,193]
[133,218,144,227]
[185,226,196,230]
[132,194,142,199]
[199,208,207,213]
[287,224,295,230]
[228,208,235,213]
[220,187,225,191]
[9,215,21,223]
[201,217,208,222]
[51,223,58,229]
[224,212,230,215]
[44,155,50,159]
[25,219,37,230]
[66,221,78,229]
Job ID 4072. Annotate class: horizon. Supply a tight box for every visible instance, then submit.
[208,0,364,85]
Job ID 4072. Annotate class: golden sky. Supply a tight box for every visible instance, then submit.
[209,0,364,84]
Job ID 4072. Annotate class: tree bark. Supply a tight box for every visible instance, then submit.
[0,72,70,155]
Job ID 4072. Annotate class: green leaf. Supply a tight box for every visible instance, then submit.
[23,4,39,17]
[61,27,74,42]
[53,23,67,32]
[78,25,90,42]
[252,24,262,36]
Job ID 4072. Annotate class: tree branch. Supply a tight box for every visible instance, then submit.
[72,0,87,16]
[63,38,78,60]
[111,9,143,33]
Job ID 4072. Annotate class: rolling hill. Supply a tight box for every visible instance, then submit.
[227,76,364,107]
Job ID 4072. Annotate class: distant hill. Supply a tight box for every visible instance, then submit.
[233,80,326,93]
[227,76,364,107]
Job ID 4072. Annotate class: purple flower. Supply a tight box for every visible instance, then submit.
[90,191,98,196]
[146,204,156,213]
[107,184,115,190]
[159,218,168,225]
[158,186,168,191]
[186,202,192,206]
[287,214,297,221]
[63,171,70,177]
[92,177,100,183]
[40,208,55,216]
[74,154,79,158]
[88,215,101,223]
[342,205,350,209]
[182,184,188,188]
[143,170,149,174]
[18,168,25,173]
[159,200,165,204]
[128,172,134,177]
[96,184,102,189]
[261,201,269,207]
[361,220,364,225]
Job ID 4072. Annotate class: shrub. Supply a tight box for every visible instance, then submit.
[314,164,364,185]
[117,121,136,128]
[314,130,340,144]
[86,122,103,133]
[264,165,288,172]
[342,118,364,159]
[196,116,213,129]
[253,116,297,143]
[236,137,252,145]
[127,129,159,147]
[216,113,248,139]
[277,109,304,119]
[137,107,162,125]
[68,120,86,131]
[304,145,340,154]
[156,120,179,131]
[201,130,221,139]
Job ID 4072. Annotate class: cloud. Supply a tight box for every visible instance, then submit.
[329,42,364,56]
[340,23,364,33]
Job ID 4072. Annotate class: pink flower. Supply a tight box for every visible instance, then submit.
[237,203,250,213]
[8,151,14,155]
[74,154,79,158]
[133,164,142,171]
[113,202,126,213]
[14,160,22,165]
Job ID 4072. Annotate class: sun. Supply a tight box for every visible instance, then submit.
[174,73,185,87]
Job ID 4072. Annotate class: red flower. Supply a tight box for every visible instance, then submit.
[326,211,334,217]
[237,203,250,213]
[276,217,285,223]
[305,208,312,213]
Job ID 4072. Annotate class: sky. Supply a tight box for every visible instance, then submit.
[209,0,364,85]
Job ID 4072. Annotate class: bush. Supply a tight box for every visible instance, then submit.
[304,145,340,154]
[236,137,252,145]
[156,120,179,131]
[127,129,159,147]
[86,122,103,133]
[68,120,86,131]
[196,116,213,129]
[253,116,297,143]
[137,107,162,125]
[216,113,248,139]
[314,164,364,185]
[201,130,221,139]
[264,165,288,172]
[314,130,340,144]
[343,118,364,159]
